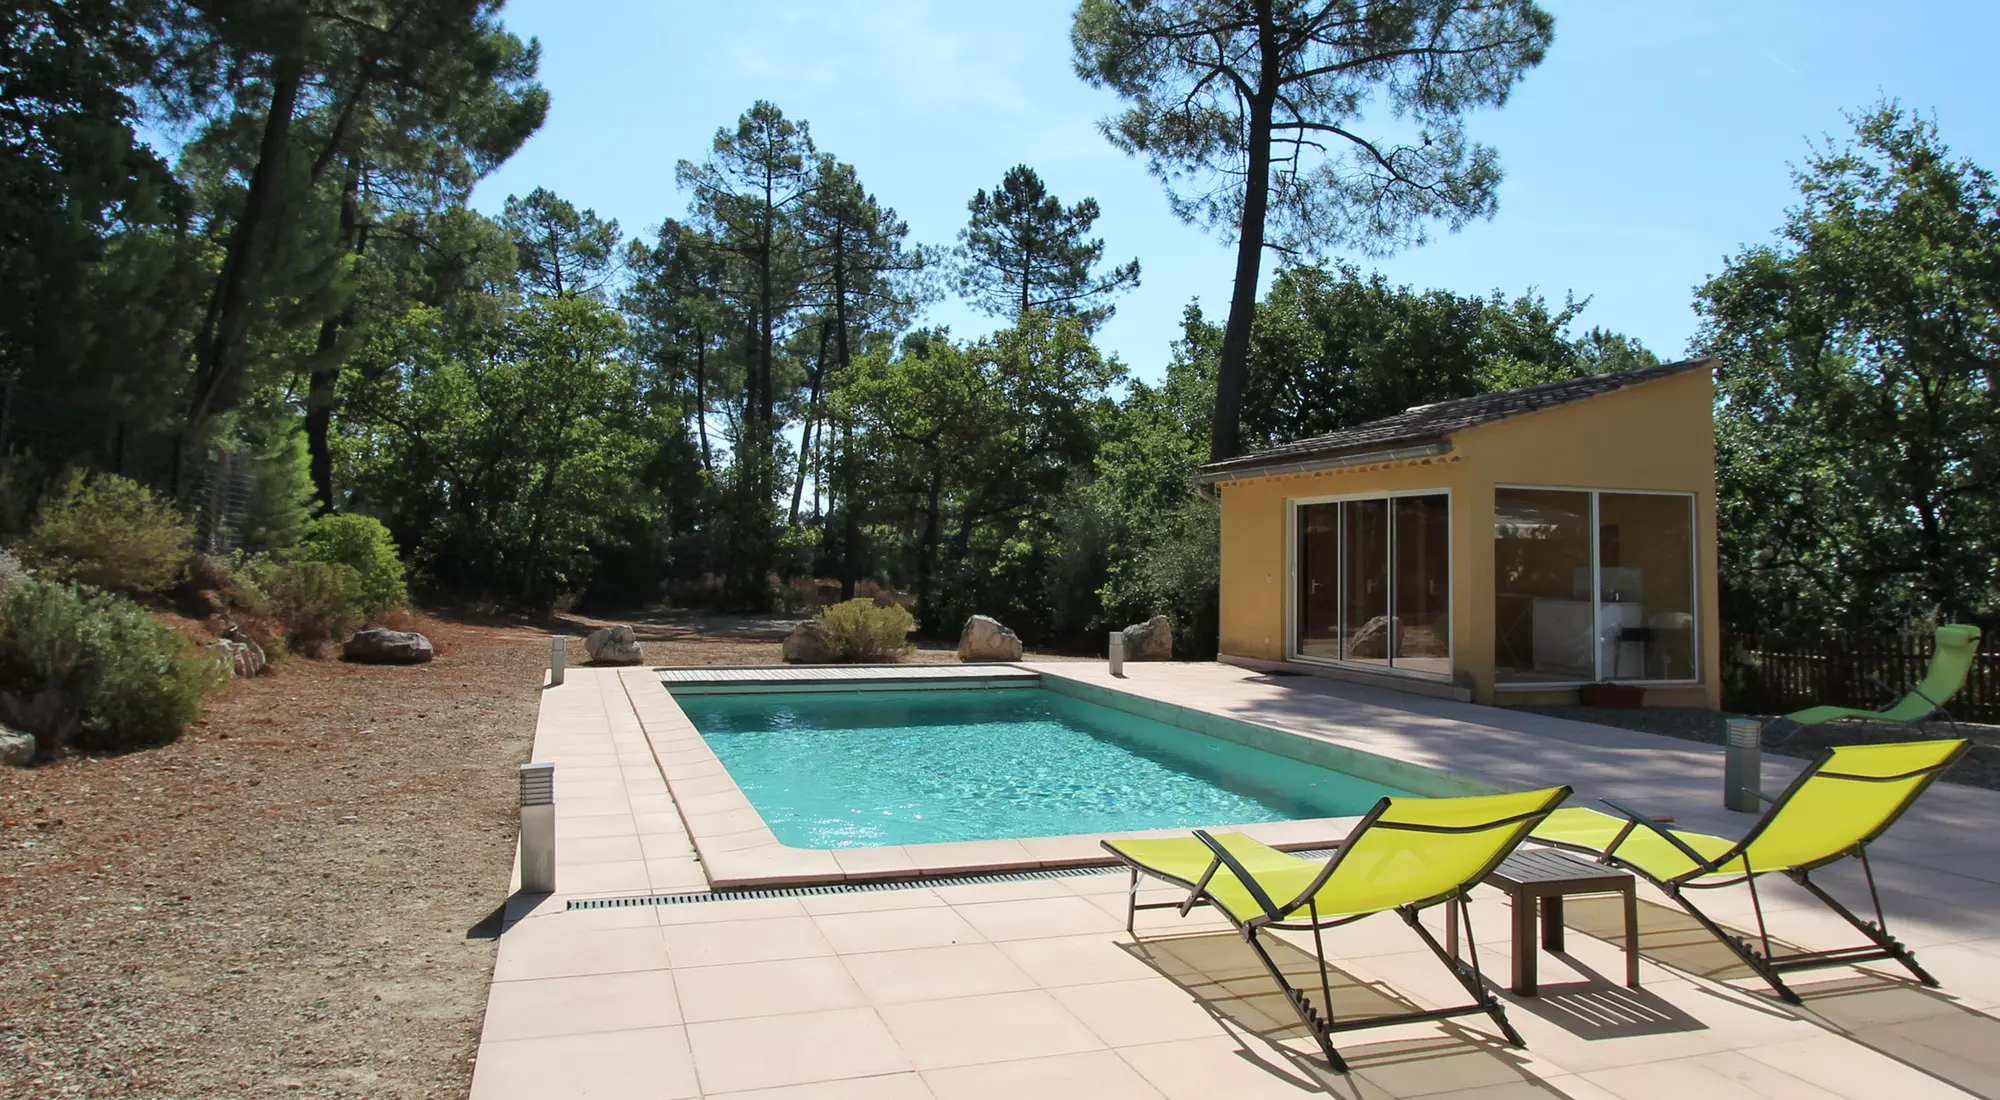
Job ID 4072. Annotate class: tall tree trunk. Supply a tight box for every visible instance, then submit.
[1210,13,1280,464]
[913,460,945,632]
[307,161,365,513]
[839,419,860,601]
[186,51,305,444]
[693,328,712,475]
[1018,240,1032,317]
[789,322,831,525]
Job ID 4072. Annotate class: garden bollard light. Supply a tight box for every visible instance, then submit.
[519,763,556,893]
[1724,717,1762,813]
[550,635,566,686]
[1109,631,1125,677]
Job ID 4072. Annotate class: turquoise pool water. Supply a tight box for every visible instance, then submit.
[676,686,1410,848]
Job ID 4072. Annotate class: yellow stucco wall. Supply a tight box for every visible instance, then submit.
[1215,367,1722,708]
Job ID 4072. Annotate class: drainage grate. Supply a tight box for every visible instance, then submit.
[565,845,1347,910]
[567,862,1121,909]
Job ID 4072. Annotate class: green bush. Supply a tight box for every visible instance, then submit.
[262,560,366,655]
[0,574,224,755]
[816,598,914,663]
[295,513,407,614]
[17,471,194,596]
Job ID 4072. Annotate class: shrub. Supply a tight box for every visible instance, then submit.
[295,513,407,614]
[0,548,24,593]
[17,471,194,596]
[0,574,224,755]
[262,561,366,655]
[816,598,914,663]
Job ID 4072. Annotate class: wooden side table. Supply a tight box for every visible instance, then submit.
[1445,847,1639,996]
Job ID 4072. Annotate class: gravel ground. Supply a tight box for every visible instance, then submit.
[1519,705,2000,791]
[0,608,1065,1099]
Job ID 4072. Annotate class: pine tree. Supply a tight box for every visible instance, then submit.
[955,165,1137,330]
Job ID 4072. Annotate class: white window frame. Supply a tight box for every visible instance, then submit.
[1285,487,1455,682]
[1490,485,1701,690]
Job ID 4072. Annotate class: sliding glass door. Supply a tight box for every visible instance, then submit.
[1293,493,1451,677]
[1493,488,1697,685]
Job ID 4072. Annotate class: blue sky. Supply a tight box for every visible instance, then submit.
[470,0,2000,383]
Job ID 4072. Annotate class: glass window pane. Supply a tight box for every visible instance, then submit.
[1597,493,1695,681]
[1494,489,1595,683]
[1295,503,1341,659]
[1392,495,1451,674]
[1339,499,1390,665]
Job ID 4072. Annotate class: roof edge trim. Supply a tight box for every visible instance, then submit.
[1194,441,1453,486]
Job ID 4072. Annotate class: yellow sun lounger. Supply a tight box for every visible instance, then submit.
[1531,738,1968,1002]
[1102,787,1571,1072]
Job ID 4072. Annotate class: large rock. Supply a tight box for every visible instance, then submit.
[343,628,435,665]
[782,621,833,664]
[1121,615,1174,661]
[957,615,1023,662]
[583,625,644,665]
[208,626,269,678]
[0,726,34,766]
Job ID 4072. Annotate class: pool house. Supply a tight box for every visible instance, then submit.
[1200,357,1722,708]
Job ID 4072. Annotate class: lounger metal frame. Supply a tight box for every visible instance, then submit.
[1554,743,1968,1003]
[1107,794,1567,1073]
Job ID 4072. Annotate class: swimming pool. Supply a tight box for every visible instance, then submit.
[676,686,1411,849]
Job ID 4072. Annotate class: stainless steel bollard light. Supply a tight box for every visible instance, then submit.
[549,635,566,686]
[1724,717,1763,812]
[1108,631,1125,677]
[519,763,556,893]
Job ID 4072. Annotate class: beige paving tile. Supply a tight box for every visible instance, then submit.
[922,1049,1166,1099]
[480,969,681,1041]
[491,924,670,982]
[633,811,690,836]
[1735,1032,1971,1099]
[997,933,1164,988]
[802,888,948,917]
[706,1072,936,1100]
[1115,1036,1341,1099]
[1579,1051,1833,1100]
[675,956,867,1023]
[1050,977,1229,1048]
[648,857,711,892]
[640,831,699,861]
[902,839,1039,875]
[953,896,1126,941]
[559,834,645,865]
[654,896,808,926]
[468,1025,697,1099]
[554,859,652,896]
[558,814,640,840]
[661,915,836,968]
[687,1007,911,1094]
[815,905,985,954]
[930,877,1079,905]
[841,943,1040,1004]
[878,990,1104,1070]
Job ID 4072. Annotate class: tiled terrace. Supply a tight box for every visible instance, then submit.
[467,662,2000,1099]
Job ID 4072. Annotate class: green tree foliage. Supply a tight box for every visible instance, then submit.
[1073,0,1555,461]
[296,512,407,613]
[17,472,195,595]
[1238,265,1652,449]
[342,295,649,606]
[1697,103,2000,635]
[0,572,225,755]
[503,186,621,299]
[955,165,1138,330]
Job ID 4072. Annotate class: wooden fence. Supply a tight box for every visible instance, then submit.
[1724,632,1998,725]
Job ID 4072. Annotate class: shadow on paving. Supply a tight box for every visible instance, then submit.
[1119,931,1595,1099]
[1564,894,2000,1095]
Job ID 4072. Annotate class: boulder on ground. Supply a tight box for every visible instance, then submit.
[583,625,644,665]
[0,726,34,766]
[1121,615,1174,661]
[957,615,1023,662]
[343,628,435,665]
[209,626,269,678]
[782,621,833,664]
